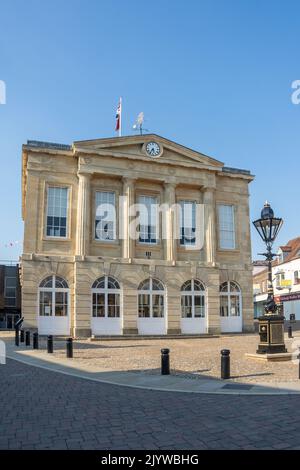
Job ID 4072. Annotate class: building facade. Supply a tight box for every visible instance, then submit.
[0,263,21,329]
[253,237,300,320]
[21,134,254,337]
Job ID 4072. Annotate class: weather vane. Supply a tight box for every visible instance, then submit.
[133,112,149,135]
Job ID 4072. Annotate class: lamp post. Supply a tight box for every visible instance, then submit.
[253,202,287,354]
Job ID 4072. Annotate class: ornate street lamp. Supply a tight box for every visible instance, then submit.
[253,202,287,354]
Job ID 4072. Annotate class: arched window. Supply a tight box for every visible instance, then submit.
[181,279,206,318]
[92,276,121,318]
[39,275,69,317]
[220,281,241,317]
[138,278,165,318]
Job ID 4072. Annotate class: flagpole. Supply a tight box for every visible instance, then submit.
[119,97,122,137]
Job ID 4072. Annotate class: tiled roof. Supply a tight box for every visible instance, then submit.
[277,237,300,264]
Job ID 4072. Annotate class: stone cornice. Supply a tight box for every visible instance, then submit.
[73,133,224,168]
[74,147,222,173]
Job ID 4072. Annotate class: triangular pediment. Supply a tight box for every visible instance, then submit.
[73,134,224,171]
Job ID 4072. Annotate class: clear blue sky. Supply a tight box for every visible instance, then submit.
[0,0,299,261]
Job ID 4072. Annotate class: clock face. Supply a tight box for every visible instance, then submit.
[146,141,161,157]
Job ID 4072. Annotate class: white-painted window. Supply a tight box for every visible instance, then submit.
[4,277,16,307]
[39,276,69,317]
[218,204,235,249]
[92,276,120,318]
[138,278,164,318]
[220,281,241,317]
[138,195,158,244]
[46,187,68,237]
[179,201,196,246]
[95,191,116,241]
[181,279,205,318]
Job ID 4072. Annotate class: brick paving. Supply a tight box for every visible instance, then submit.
[2,358,300,449]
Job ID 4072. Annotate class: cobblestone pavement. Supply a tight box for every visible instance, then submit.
[5,331,300,384]
[2,358,300,450]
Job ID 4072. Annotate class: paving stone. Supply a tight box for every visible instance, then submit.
[2,357,300,449]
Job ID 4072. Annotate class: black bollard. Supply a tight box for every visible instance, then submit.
[47,335,53,353]
[221,349,230,379]
[25,331,30,346]
[15,328,19,346]
[20,330,25,343]
[161,348,170,375]
[288,325,293,338]
[33,332,39,350]
[66,338,73,358]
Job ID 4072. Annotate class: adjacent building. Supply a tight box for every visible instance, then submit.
[0,263,21,329]
[253,237,300,319]
[21,134,254,337]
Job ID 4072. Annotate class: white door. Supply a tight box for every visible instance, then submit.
[220,281,242,333]
[91,276,122,336]
[138,278,166,335]
[38,275,70,336]
[220,315,242,333]
[180,280,207,334]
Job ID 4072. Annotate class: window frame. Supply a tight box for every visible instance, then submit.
[44,184,71,240]
[94,190,117,243]
[219,281,242,318]
[38,275,69,317]
[137,194,159,246]
[4,276,17,307]
[181,279,206,318]
[138,278,165,318]
[178,200,197,247]
[91,276,121,319]
[217,204,236,251]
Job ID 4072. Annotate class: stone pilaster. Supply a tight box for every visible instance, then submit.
[76,172,91,257]
[163,182,176,262]
[203,187,216,266]
[206,271,221,334]
[121,177,136,260]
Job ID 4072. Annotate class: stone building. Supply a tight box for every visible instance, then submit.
[253,237,300,320]
[0,263,21,329]
[21,134,254,337]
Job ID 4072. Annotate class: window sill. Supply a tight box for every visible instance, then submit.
[177,246,203,252]
[92,239,120,245]
[43,237,71,242]
[217,248,240,253]
[136,243,161,249]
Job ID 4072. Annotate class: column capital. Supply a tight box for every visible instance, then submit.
[202,185,216,193]
[122,176,136,186]
[77,171,91,180]
[164,180,177,189]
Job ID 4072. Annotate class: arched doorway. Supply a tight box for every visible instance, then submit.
[220,281,242,332]
[181,279,207,334]
[138,278,166,335]
[91,276,122,335]
[38,275,70,335]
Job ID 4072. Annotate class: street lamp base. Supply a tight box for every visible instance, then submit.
[256,344,287,354]
[256,314,287,355]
